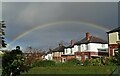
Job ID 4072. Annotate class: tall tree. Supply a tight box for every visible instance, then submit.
[2,46,28,76]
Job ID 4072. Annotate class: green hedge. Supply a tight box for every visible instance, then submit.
[32,60,56,67]
[66,58,81,65]
[32,58,117,67]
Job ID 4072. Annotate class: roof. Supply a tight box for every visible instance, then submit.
[107,27,120,33]
[74,36,107,45]
[53,45,65,52]
[65,45,74,48]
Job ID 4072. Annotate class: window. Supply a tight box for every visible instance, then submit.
[71,48,72,54]
[86,44,88,50]
[66,49,68,53]
[76,55,81,60]
[113,48,118,56]
[100,49,107,52]
[78,45,81,51]
[62,58,66,62]
[85,55,88,60]
[102,44,105,48]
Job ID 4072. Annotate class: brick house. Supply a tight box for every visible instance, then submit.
[107,27,120,59]
[44,50,53,60]
[61,40,75,62]
[74,32,108,62]
[24,52,43,65]
[61,33,108,62]
[52,44,65,62]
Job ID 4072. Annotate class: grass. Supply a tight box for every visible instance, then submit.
[21,66,117,75]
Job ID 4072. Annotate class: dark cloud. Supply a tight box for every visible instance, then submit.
[2,2,118,50]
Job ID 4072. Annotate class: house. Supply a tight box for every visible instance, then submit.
[107,27,120,59]
[52,44,65,62]
[24,52,43,60]
[74,32,108,62]
[61,40,76,62]
[44,50,53,60]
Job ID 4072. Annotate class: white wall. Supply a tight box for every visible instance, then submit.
[88,43,108,52]
[64,43,108,55]
[64,46,78,55]
[45,53,53,60]
[74,43,108,52]
[74,45,78,52]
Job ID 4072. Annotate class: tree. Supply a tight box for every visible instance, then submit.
[2,46,29,76]
[115,42,120,65]
[112,41,120,65]
[0,21,7,48]
[24,46,43,66]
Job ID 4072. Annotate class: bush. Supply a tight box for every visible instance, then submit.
[66,58,81,65]
[32,60,56,67]
[90,58,103,66]
[104,57,117,66]
[115,44,120,65]
[2,46,29,76]
[83,59,90,66]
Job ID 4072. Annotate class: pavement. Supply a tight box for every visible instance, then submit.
[0,69,2,76]
[112,66,120,76]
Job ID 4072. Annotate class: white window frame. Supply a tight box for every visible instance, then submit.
[86,44,88,50]
[113,48,118,56]
[102,44,105,48]
[76,55,81,60]
[78,45,81,51]
[85,55,88,60]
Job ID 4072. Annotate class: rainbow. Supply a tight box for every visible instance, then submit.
[8,20,110,48]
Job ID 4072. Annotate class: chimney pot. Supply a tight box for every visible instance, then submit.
[70,40,74,46]
[86,32,90,40]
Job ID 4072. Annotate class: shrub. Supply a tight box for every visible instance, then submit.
[90,58,103,66]
[83,59,90,66]
[66,58,81,65]
[104,57,117,66]
[114,44,120,65]
[32,60,56,67]
[2,46,29,76]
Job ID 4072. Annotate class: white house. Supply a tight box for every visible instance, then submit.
[74,32,108,61]
[64,40,77,55]
[52,44,65,62]
[63,32,108,62]
[44,52,53,60]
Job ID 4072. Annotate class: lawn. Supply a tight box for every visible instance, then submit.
[21,66,117,75]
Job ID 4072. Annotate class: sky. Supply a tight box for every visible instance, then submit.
[1,0,120,2]
[1,2,119,51]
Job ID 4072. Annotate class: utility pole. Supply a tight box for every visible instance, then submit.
[0,21,7,49]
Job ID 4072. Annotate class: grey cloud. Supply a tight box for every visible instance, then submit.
[2,2,118,50]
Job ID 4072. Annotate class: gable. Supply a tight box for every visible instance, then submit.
[108,32,119,44]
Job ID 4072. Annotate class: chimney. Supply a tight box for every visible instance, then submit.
[86,32,90,41]
[59,43,61,47]
[70,40,74,46]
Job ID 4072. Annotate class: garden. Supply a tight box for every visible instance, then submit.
[20,58,118,75]
[2,46,120,76]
